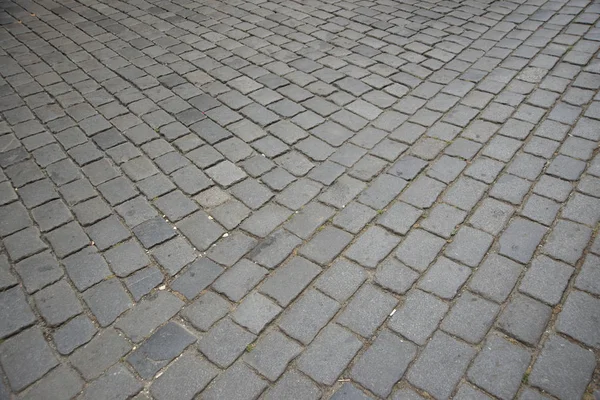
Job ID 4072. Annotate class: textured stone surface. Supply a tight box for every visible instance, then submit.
[0,1,598,397]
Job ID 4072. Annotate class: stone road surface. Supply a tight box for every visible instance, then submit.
[0,0,599,397]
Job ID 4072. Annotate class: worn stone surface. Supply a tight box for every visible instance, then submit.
[0,0,598,397]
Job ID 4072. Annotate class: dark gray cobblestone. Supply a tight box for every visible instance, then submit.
[0,0,599,397]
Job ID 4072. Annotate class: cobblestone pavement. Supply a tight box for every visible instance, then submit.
[0,0,600,397]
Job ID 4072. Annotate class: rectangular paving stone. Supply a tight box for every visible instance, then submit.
[79,364,142,400]
[445,226,493,267]
[232,292,282,334]
[150,351,218,400]
[207,232,257,267]
[556,290,600,349]
[212,259,267,302]
[279,288,340,344]
[83,278,133,327]
[19,365,83,400]
[497,293,552,346]
[198,318,255,368]
[395,229,445,271]
[357,174,407,210]
[115,291,184,342]
[520,255,573,306]
[407,331,476,400]
[351,330,417,397]
[529,335,595,400]
[418,257,471,300]
[52,315,97,355]
[70,328,132,380]
[337,284,397,337]
[388,289,448,345]
[299,226,353,265]
[543,220,591,265]
[260,256,321,306]
[203,362,268,400]
[0,286,36,339]
[469,198,514,235]
[0,327,58,391]
[441,291,500,343]
[176,212,224,251]
[284,202,335,239]
[181,291,230,332]
[127,322,196,379]
[170,258,223,300]
[345,226,401,268]
[34,279,82,327]
[467,334,531,400]
[333,201,377,234]
[297,324,363,385]
[243,331,302,381]
[315,257,367,301]
[469,254,522,303]
[499,217,547,263]
[263,370,321,400]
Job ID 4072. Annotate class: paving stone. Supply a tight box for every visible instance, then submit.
[533,175,573,202]
[319,175,366,208]
[260,256,321,306]
[127,322,196,379]
[442,291,500,343]
[171,257,223,300]
[114,196,158,228]
[232,292,282,334]
[19,364,84,400]
[299,226,353,265]
[490,174,532,205]
[445,227,494,268]
[378,201,423,235]
[0,286,36,339]
[345,226,401,268]
[212,259,267,302]
[263,370,321,400]
[181,291,229,332]
[331,383,375,400]
[396,229,445,271]
[529,335,595,400]
[150,351,218,400]
[418,257,471,300]
[285,202,335,239]
[83,278,133,327]
[337,283,397,337]
[4,227,47,262]
[520,255,573,306]
[547,155,586,181]
[467,335,531,400]
[203,362,268,400]
[575,253,600,295]
[207,232,257,267]
[104,239,150,277]
[407,331,476,400]
[79,364,142,400]
[297,324,363,385]
[351,329,417,397]
[0,201,32,237]
[69,328,131,380]
[86,215,131,250]
[115,291,184,342]
[499,218,547,263]
[443,176,487,211]
[230,178,274,210]
[243,331,302,381]
[543,220,591,265]
[388,155,428,180]
[333,201,377,234]
[198,318,255,368]
[34,279,82,327]
[388,289,448,345]
[275,178,322,210]
[52,314,97,355]
[176,212,224,250]
[62,246,111,291]
[315,258,367,301]
[469,198,515,236]
[453,384,494,400]
[497,293,552,346]
[556,290,600,348]
[18,179,59,208]
[0,327,58,391]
